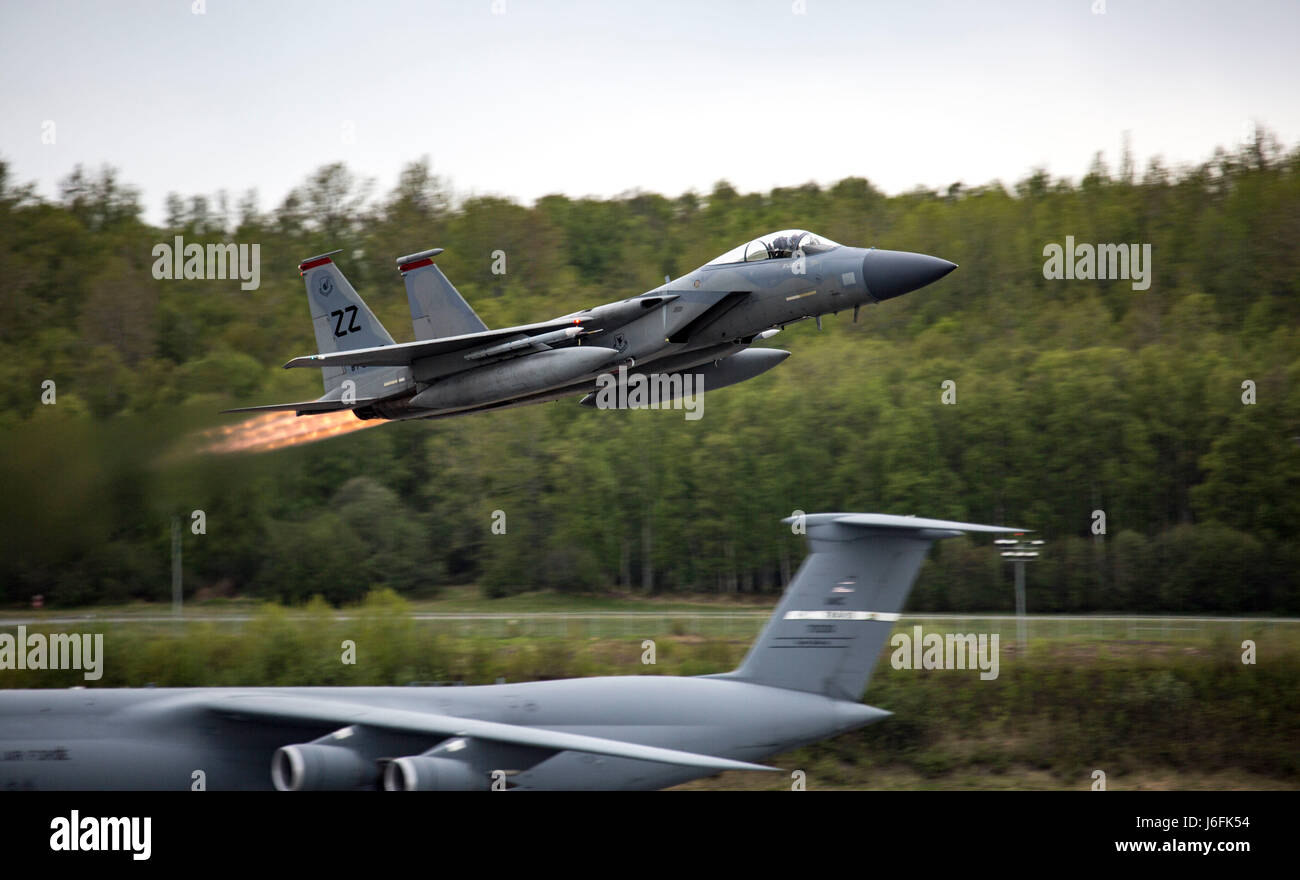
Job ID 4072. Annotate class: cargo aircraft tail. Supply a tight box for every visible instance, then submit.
[716,514,1027,701]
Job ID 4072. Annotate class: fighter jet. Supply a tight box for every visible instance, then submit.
[0,512,1021,790]
[225,231,956,420]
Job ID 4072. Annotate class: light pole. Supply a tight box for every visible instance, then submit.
[171,515,183,617]
[995,535,1043,648]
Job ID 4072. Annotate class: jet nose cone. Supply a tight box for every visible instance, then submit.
[861,250,957,301]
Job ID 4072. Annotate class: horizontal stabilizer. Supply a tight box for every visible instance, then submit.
[221,398,375,415]
[784,513,1030,535]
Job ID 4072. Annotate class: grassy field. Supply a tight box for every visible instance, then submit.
[0,585,777,617]
[672,767,1300,791]
[5,586,1295,646]
[2,591,1296,790]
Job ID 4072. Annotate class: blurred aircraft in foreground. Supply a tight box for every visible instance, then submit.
[226,231,956,421]
[0,512,1021,790]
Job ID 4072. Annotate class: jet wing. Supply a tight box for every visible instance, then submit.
[283,317,588,370]
[204,693,776,772]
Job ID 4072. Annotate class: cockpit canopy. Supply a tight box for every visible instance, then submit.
[706,229,842,265]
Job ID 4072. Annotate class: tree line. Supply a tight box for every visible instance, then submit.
[0,132,1297,612]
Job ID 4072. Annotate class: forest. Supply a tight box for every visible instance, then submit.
[1,131,1297,613]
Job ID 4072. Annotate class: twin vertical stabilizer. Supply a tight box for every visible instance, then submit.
[397,248,488,341]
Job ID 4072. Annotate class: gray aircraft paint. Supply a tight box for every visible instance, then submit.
[578,348,791,407]
[399,248,489,341]
[408,346,619,410]
[0,513,1021,791]
[300,251,410,403]
[224,230,956,421]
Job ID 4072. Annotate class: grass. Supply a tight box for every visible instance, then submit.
[2,590,1297,790]
[2,584,778,617]
[672,766,1299,791]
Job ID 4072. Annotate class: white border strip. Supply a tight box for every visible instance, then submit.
[783,611,901,621]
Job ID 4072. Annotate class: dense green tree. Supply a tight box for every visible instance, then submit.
[0,134,1297,611]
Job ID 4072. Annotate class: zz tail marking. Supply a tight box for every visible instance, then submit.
[331,305,361,338]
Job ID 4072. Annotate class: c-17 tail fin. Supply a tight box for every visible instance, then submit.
[720,514,1027,701]
[397,248,488,341]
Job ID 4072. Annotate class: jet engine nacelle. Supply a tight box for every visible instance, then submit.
[410,345,618,411]
[383,755,487,791]
[578,347,791,407]
[271,744,370,791]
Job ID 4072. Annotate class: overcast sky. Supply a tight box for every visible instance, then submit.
[2,0,1297,223]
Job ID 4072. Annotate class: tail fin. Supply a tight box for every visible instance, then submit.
[299,251,397,395]
[396,248,488,341]
[724,513,1027,701]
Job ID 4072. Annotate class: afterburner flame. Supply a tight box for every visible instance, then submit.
[194,410,379,455]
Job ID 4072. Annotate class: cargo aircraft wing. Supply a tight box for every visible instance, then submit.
[204,693,776,772]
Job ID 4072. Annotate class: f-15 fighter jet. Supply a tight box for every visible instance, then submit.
[226,231,956,421]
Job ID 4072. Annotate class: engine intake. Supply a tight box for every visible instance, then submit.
[383,756,487,791]
[271,744,369,791]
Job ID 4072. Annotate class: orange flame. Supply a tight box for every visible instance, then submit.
[193,409,380,455]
